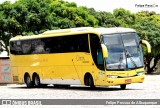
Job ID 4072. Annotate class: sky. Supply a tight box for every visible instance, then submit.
[0,0,159,14]
[65,0,160,14]
[0,0,159,56]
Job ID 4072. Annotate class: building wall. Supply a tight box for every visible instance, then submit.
[0,58,13,84]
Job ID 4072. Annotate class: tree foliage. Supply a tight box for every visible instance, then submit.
[133,11,160,73]
[0,0,98,52]
[0,0,160,73]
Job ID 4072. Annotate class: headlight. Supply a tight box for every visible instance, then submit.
[107,75,118,78]
[136,72,144,76]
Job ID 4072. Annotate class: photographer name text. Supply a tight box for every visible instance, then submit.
[135,4,158,8]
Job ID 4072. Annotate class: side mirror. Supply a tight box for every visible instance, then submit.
[101,44,108,58]
[140,40,151,53]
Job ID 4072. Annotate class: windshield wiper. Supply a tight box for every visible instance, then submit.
[125,49,137,68]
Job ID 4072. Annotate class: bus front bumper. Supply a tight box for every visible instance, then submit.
[105,74,145,86]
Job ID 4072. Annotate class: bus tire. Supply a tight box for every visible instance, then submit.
[24,74,33,88]
[84,74,95,88]
[89,75,95,88]
[33,74,41,87]
[120,84,126,90]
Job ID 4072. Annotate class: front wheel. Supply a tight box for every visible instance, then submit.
[89,76,95,88]
[85,74,95,89]
[120,84,126,90]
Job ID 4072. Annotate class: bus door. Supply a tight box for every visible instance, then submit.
[90,34,106,85]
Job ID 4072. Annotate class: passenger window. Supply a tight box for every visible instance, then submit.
[22,40,31,54]
[32,39,45,54]
[10,34,89,55]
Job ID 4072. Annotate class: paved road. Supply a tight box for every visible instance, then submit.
[0,75,159,107]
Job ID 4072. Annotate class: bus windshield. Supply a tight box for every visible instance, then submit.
[103,33,144,70]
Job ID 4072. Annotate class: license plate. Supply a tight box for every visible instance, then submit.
[125,79,132,83]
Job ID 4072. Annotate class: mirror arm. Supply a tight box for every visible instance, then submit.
[141,40,151,53]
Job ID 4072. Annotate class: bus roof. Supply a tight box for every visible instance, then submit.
[10,27,136,41]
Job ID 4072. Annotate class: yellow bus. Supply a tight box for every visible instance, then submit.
[9,27,151,89]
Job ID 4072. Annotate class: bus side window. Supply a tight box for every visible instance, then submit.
[15,41,22,55]
[22,40,31,54]
[68,34,89,53]
[77,35,89,53]
[10,41,22,55]
[90,34,104,70]
[31,39,45,54]
[10,41,16,55]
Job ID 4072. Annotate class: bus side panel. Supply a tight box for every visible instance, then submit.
[40,54,81,85]
[72,52,101,86]
[72,53,90,85]
[11,66,19,83]
[11,66,28,84]
[18,67,26,83]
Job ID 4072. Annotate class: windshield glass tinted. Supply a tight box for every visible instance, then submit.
[103,33,143,70]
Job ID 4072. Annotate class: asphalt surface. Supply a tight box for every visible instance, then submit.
[0,75,159,108]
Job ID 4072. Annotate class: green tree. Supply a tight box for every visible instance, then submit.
[133,11,160,73]
[87,7,121,27]
[113,8,136,27]
[0,0,98,55]
[0,1,22,55]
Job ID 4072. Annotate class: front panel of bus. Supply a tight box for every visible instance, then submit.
[101,32,145,86]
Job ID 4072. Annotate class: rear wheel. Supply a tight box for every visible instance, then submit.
[24,74,33,88]
[33,74,41,87]
[120,84,126,90]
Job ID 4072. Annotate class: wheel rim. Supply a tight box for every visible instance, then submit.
[34,76,40,87]
[26,76,31,84]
